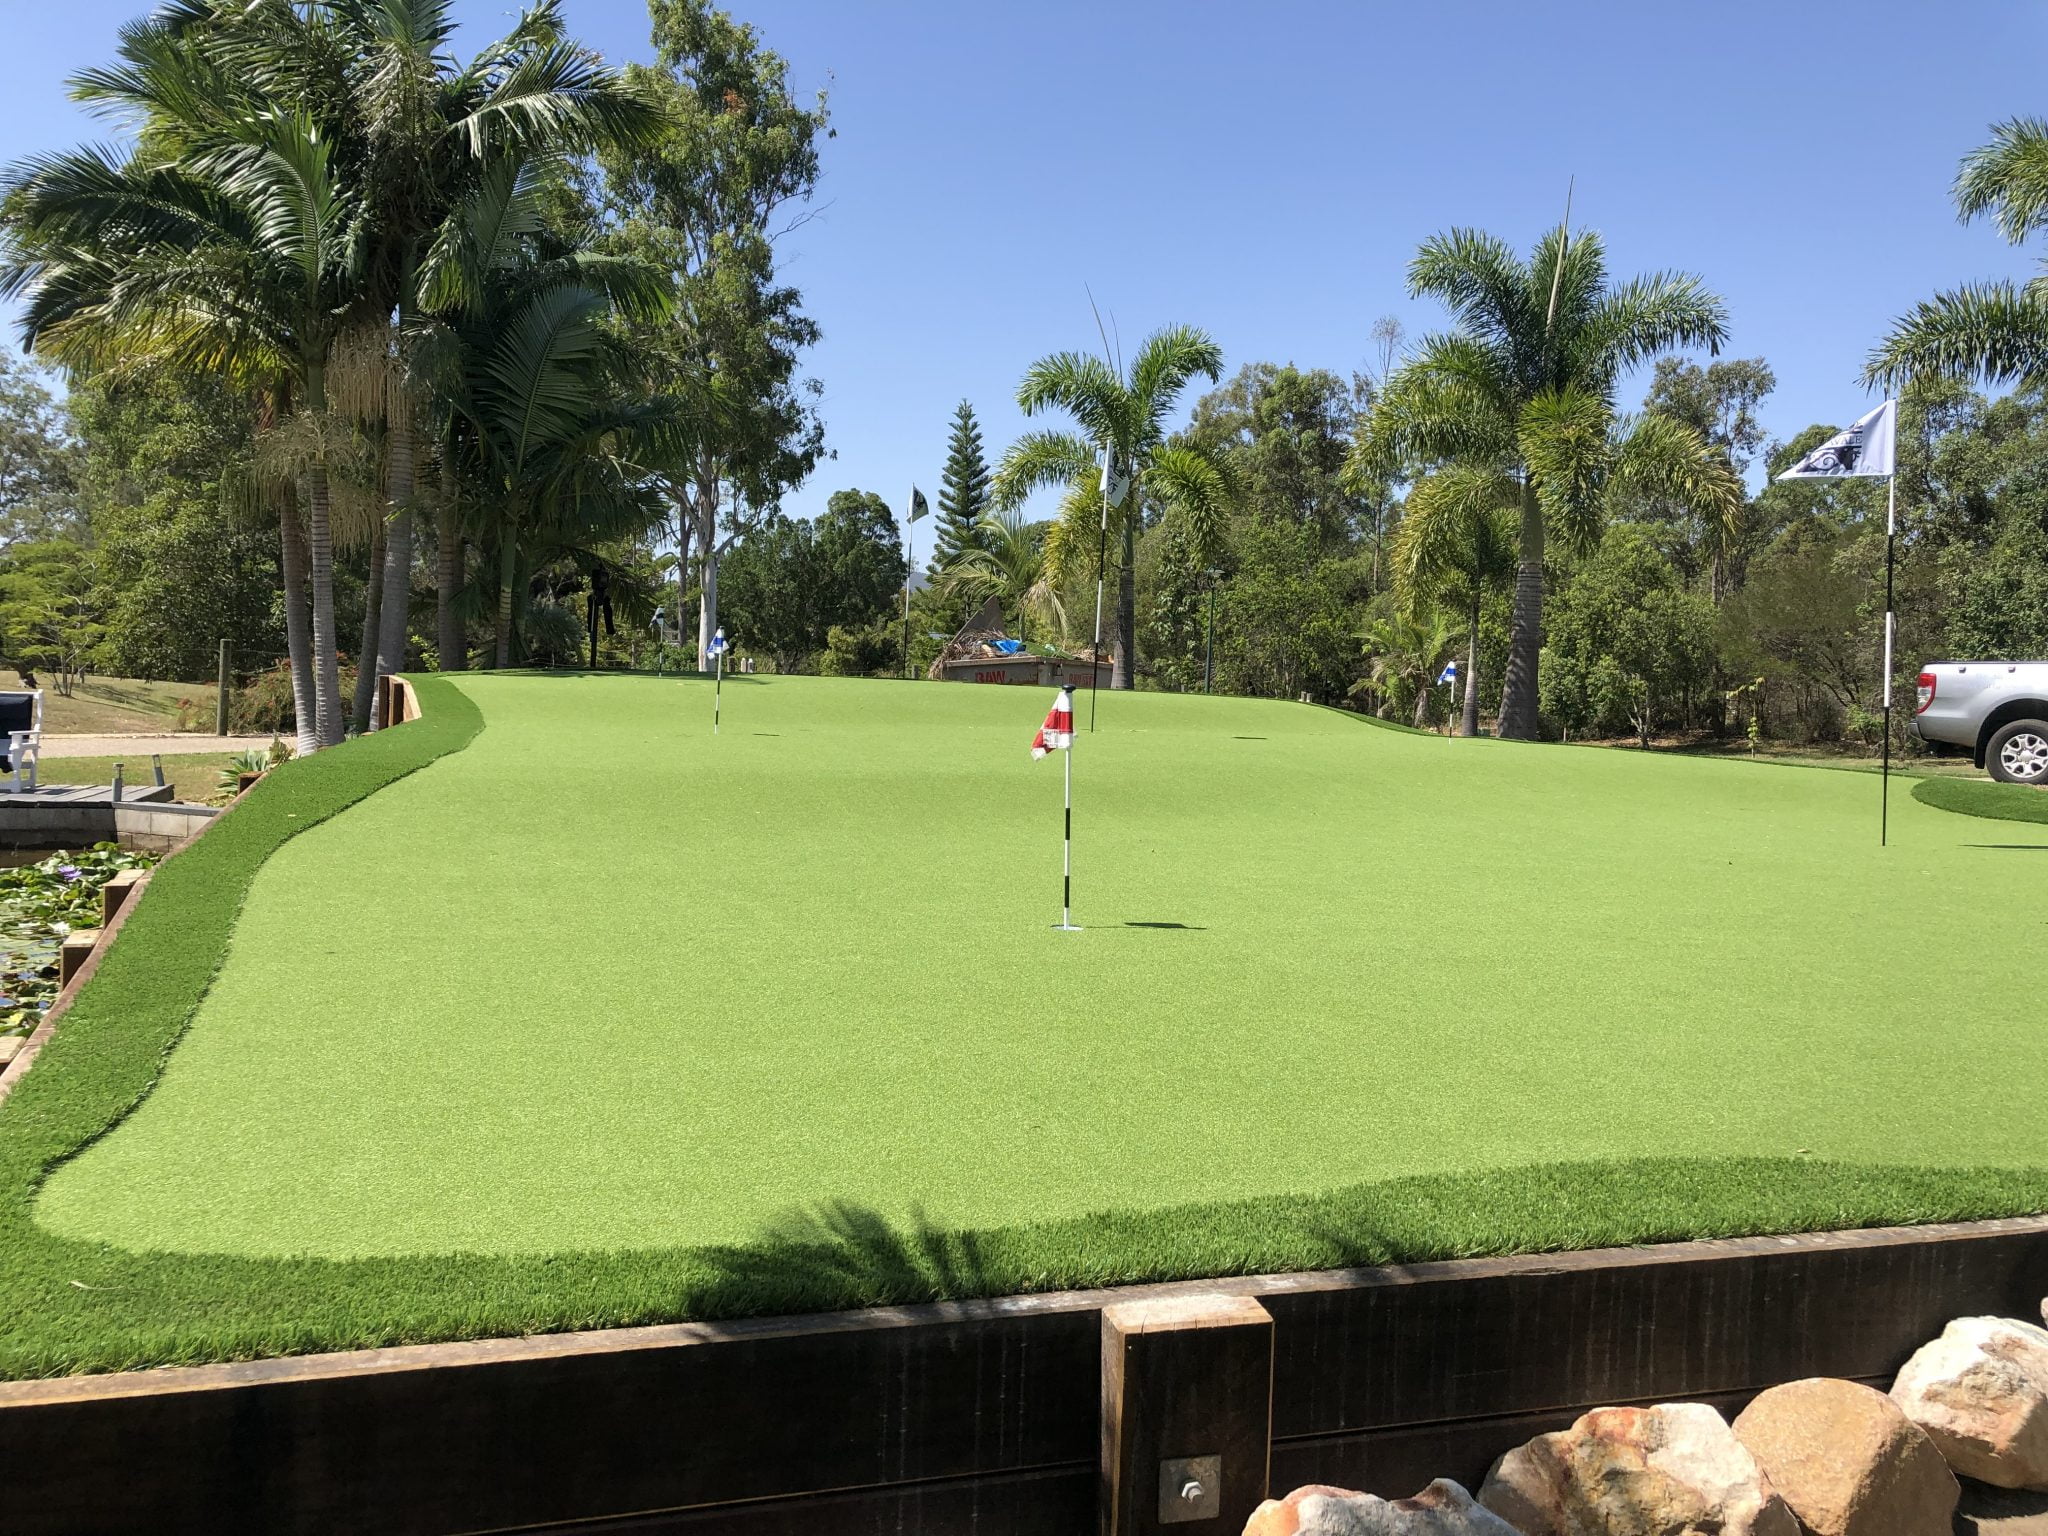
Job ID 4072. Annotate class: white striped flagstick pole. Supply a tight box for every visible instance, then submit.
[1036,687,1082,930]
[1062,739,1073,928]
[1881,471,1897,847]
[712,626,725,735]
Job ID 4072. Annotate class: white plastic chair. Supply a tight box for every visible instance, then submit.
[0,691,44,792]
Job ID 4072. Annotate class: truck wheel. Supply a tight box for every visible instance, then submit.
[1987,719,2048,784]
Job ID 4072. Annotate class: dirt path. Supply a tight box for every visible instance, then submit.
[39,734,271,757]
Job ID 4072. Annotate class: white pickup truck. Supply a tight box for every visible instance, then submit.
[1913,661,2048,783]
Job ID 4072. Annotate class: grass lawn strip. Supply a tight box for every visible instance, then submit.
[27,753,239,805]
[4,674,2048,1378]
[1913,775,2048,826]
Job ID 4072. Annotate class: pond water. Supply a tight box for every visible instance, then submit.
[0,846,158,1041]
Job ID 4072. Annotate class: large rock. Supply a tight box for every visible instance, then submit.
[1477,1402,1797,1536]
[1245,1480,1518,1535]
[1891,1315,2048,1489]
[1732,1376,1957,1536]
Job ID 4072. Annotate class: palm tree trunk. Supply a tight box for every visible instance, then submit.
[279,497,317,758]
[1413,677,1432,729]
[303,361,344,748]
[351,519,384,733]
[369,385,415,726]
[1113,502,1136,690]
[1461,599,1481,738]
[494,529,518,669]
[436,492,464,671]
[1496,477,1545,741]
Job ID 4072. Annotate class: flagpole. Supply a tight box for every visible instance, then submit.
[1062,740,1073,929]
[711,628,725,734]
[1090,456,1109,732]
[903,485,913,681]
[1881,471,1897,847]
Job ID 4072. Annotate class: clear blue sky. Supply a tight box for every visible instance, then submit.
[4,0,2045,543]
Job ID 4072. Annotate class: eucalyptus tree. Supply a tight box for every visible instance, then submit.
[1362,227,1736,738]
[596,0,830,671]
[1869,117,2048,390]
[992,325,1233,687]
[1389,468,1517,736]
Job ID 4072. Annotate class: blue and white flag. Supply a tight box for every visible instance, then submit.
[1437,660,1459,685]
[1776,401,1897,480]
[708,627,728,658]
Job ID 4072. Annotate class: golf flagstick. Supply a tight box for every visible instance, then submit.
[1772,399,1899,846]
[1882,472,1897,847]
[1032,687,1080,930]
[710,626,726,734]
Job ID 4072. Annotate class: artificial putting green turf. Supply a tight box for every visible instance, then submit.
[1914,774,2048,826]
[7,671,2048,1376]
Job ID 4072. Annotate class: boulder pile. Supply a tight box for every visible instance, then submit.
[1242,1298,2048,1535]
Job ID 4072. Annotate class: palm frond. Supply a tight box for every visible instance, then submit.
[1145,441,1236,569]
[1611,412,1744,550]
[1365,334,1519,471]
[1864,281,2048,389]
[991,429,1095,510]
[1518,386,1612,554]
[1408,228,1534,358]
[1954,117,2048,244]
[1390,463,1519,610]
[1572,271,1728,381]
[1016,352,1125,443]
[1127,323,1223,438]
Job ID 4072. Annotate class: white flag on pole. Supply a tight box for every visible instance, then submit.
[1100,451,1131,509]
[1775,401,1897,480]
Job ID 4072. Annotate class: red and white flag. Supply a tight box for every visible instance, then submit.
[1030,688,1074,759]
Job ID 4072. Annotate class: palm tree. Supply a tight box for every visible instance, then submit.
[1868,118,2048,388]
[434,162,680,667]
[2,86,368,746]
[992,325,1233,688]
[1363,227,1735,738]
[331,0,660,715]
[1390,467,1517,736]
[938,510,1065,644]
[1355,610,1458,729]
[2,1,661,744]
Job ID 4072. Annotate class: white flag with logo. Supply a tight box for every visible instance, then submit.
[1100,451,1131,509]
[1776,400,1896,480]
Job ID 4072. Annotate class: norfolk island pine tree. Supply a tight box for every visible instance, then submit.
[930,399,992,604]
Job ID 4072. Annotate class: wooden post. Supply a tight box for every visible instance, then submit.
[58,929,100,987]
[100,869,146,926]
[215,639,231,736]
[1101,1294,1273,1536]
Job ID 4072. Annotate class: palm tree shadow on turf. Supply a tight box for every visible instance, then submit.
[678,1202,997,1317]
